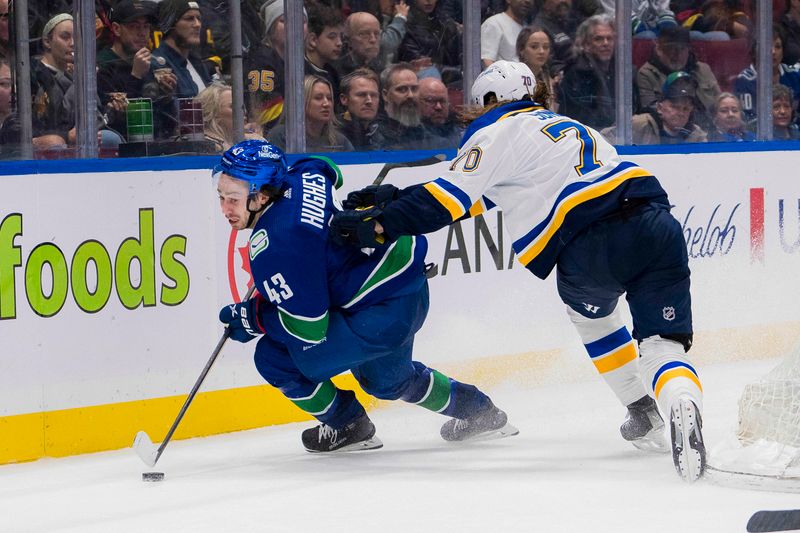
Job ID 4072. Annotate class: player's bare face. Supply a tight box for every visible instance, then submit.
[521,31,551,71]
[217,174,251,230]
[588,24,614,63]
[343,78,379,121]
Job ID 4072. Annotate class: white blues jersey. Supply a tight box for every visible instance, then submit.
[379,100,669,278]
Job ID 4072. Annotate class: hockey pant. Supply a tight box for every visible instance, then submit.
[556,202,703,415]
[253,282,492,429]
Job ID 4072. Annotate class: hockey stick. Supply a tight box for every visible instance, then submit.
[133,284,258,467]
[373,153,447,186]
[747,510,800,532]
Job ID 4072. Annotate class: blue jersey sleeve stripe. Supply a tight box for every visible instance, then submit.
[584,326,633,358]
[433,178,473,213]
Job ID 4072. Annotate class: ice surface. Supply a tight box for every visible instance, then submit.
[1,359,797,533]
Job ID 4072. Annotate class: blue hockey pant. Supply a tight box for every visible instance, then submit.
[253,282,492,429]
[556,202,692,341]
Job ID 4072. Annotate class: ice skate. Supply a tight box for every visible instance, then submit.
[669,396,706,482]
[440,402,519,442]
[620,395,669,453]
[302,414,383,453]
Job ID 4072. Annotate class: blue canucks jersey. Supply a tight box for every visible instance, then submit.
[734,63,800,122]
[250,157,428,348]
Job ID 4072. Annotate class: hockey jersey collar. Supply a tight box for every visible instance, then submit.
[460,100,543,148]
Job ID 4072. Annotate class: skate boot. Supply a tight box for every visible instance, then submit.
[620,395,669,453]
[669,396,706,482]
[440,402,519,442]
[302,414,383,453]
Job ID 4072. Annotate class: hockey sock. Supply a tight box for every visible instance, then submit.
[287,382,366,429]
[639,336,703,413]
[568,306,648,406]
[404,363,491,419]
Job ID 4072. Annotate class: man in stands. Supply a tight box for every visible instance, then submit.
[245,0,307,134]
[558,14,617,130]
[636,25,720,130]
[146,0,210,138]
[305,4,344,107]
[334,12,384,79]
[376,62,436,150]
[417,77,462,148]
[481,0,534,68]
[338,68,384,150]
[97,0,160,138]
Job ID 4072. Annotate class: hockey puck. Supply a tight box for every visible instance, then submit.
[142,472,164,482]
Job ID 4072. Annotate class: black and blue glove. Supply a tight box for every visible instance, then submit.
[219,293,266,343]
[330,206,386,248]
[342,184,399,210]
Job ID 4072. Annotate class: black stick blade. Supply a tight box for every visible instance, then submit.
[747,510,800,532]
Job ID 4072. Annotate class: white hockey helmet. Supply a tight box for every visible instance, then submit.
[470,60,537,106]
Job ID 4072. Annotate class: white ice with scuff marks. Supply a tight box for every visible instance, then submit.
[1,359,798,533]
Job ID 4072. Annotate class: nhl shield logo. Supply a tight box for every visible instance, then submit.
[663,306,676,321]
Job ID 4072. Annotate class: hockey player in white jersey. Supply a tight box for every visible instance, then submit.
[331,60,706,482]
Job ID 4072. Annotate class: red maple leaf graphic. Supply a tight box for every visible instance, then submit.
[237,244,253,288]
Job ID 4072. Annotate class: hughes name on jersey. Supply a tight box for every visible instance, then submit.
[378,100,670,279]
[249,157,428,350]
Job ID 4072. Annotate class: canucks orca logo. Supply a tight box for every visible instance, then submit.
[249,229,269,260]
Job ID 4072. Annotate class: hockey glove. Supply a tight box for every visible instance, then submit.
[219,293,266,343]
[342,184,399,210]
[330,206,386,248]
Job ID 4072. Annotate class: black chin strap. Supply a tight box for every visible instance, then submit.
[245,194,269,229]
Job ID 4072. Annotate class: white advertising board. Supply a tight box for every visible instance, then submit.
[1,150,799,426]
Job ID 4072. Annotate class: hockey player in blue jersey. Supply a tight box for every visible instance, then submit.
[214,139,517,453]
[330,61,706,482]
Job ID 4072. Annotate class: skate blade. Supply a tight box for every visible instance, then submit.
[306,436,384,454]
[671,399,705,483]
[456,422,520,443]
[631,424,670,454]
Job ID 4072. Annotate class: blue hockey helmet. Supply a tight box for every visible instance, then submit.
[213,140,288,195]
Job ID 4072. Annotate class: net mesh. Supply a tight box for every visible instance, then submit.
[737,345,800,449]
[718,344,800,475]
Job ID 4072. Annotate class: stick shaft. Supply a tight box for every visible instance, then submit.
[153,284,258,463]
[374,154,446,185]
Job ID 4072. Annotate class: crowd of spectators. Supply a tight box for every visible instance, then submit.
[1,0,800,159]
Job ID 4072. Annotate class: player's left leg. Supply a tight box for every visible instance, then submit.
[253,334,381,453]
[624,206,705,482]
[557,222,665,451]
[348,284,517,441]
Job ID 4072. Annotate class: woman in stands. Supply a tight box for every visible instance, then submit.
[707,92,755,141]
[197,82,263,152]
[268,75,354,152]
[772,83,800,140]
[733,25,800,123]
[516,25,559,111]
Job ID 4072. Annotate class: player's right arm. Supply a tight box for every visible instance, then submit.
[334,124,514,246]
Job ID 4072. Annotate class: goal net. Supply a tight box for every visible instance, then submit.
[707,344,800,492]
